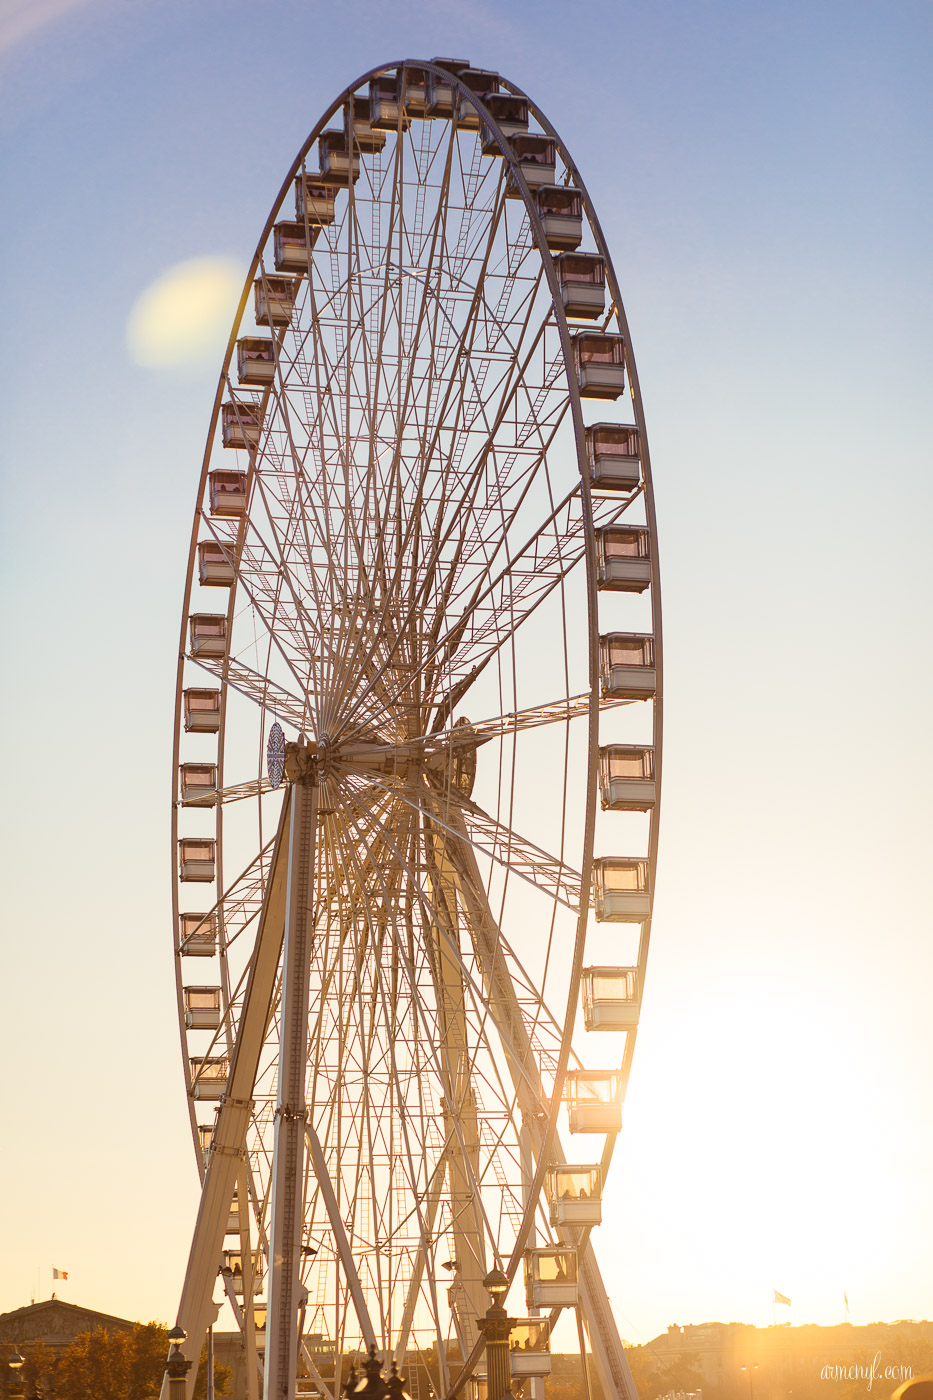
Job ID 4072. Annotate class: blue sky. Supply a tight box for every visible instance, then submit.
[1,0,931,1346]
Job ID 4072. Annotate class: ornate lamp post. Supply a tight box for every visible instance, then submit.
[6,1350,24,1400]
[477,1269,515,1400]
[166,1327,192,1400]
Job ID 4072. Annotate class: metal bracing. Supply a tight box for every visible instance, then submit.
[170,57,662,1400]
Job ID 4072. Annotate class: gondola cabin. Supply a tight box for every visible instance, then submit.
[198,540,235,588]
[595,526,651,593]
[198,1123,213,1160]
[599,632,656,700]
[318,130,360,186]
[581,967,639,1031]
[524,1248,578,1307]
[481,92,529,149]
[565,1071,623,1133]
[545,1165,602,1226]
[178,838,216,883]
[225,1193,241,1236]
[237,337,275,387]
[294,175,337,225]
[593,857,650,921]
[189,613,227,658]
[399,65,430,117]
[507,133,556,192]
[369,75,409,131]
[509,1320,552,1377]
[183,688,221,734]
[253,1304,267,1351]
[573,332,626,399]
[209,470,248,518]
[425,59,470,118]
[554,253,606,320]
[221,400,264,451]
[598,746,655,811]
[222,1250,262,1295]
[344,95,387,152]
[535,186,583,251]
[585,424,640,491]
[468,1376,487,1400]
[254,275,297,327]
[179,911,217,957]
[190,1055,228,1100]
[274,221,314,274]
[456,67,499,128]
[179,762,219,808]
[184,985,221,1030]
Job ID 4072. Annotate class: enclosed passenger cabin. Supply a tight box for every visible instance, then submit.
[545,1165,602,1226]
[524,1248,578,1307]
[585,423,640,492]
[254,275,297,327]
[425,58,471,118]
[237,337,275,387]
[225,1192,242,1236]
[198,540,235,588]
[190,1055,228,1100]
[318,130,360,186]
[598,746,655,811]
[535,186,583,251]
[480,92,529,150]
[554,252,606,320]
[178,838,216,883]
[180,912,217,957]
[189,613,227,658]
[344,94,387,152]
[222,1250,262,1295]
[294,175,336,225]
[183,688,221,734]
[221,399,264,451]
[369,74,410,131]
[581,966,639,1031]
[398,64,430,117]
[209,470,248,518]
[509,1320,552,1377]
[273,220,314,274]
[595,526,651,593]
[565,1071,623,1133]
[599,632,656,701]
[506,133,556,193]
[184,985,221,1030]
[468,1376,487,1400]
[198,1123,213,1160]
[593,857,650,922]
[455,67,499,128]
[573,332,626,399]
[179,762,219,808]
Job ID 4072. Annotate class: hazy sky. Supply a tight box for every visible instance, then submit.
[1,0,931,1351]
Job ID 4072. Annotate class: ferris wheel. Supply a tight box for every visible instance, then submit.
[168,58,662,1400]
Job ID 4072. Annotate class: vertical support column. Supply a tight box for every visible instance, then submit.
[519,1120,544,1400]
[265,741,318,1400]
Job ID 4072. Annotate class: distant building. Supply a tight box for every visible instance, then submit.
[0,1297,137,1355]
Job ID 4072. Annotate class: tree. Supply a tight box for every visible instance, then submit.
[15,1323,231,1400]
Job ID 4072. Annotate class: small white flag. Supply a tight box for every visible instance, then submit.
[52,1268,69,1280]
[773,1289,791,1306]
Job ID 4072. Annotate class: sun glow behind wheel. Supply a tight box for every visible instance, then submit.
[169,59,661,1400]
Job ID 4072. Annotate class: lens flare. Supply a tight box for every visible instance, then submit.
[126,255,245,369]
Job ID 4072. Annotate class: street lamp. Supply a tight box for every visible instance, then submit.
[166,1327,192,1400]
[6,1351,24,1400]
[740,1364,759,1400]
[478,1269,515,1400]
